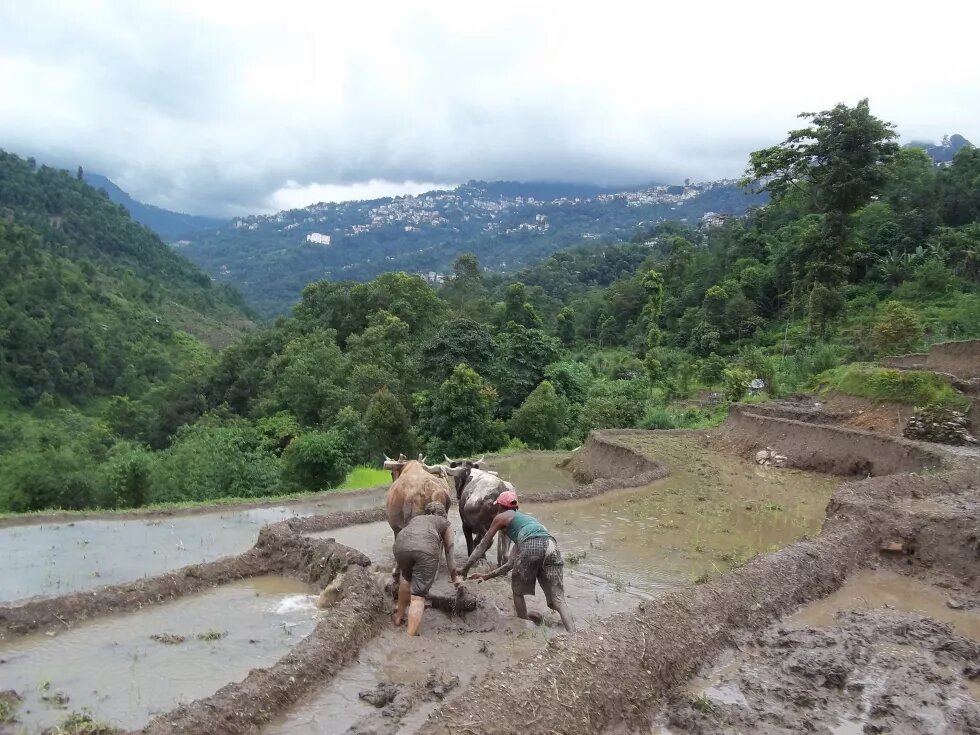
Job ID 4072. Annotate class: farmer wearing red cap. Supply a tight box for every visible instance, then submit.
[460,490,575,632]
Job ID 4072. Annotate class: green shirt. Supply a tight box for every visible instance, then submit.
[505,511,551,544]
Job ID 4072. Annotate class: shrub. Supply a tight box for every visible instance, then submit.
[639,406,678,430]
[697,353,727,386]
[281,429,351,491]
[871,300,923,355]
[722,368,753,402]
[507,381,569,449]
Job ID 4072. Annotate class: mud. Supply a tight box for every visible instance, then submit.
[667,572,980,734]
[0,577,317,733]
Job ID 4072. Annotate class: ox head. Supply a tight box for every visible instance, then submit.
[436,455,498,498]
[383,453,447,481]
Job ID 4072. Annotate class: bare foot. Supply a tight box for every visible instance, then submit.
[393,613,404,626]
[526,611,544,624]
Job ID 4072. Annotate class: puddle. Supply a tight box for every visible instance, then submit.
[530,436,839,594]
[786,569,980,641]
[0,576,317,732]
[486,452,576,496]
[0,491,383,603]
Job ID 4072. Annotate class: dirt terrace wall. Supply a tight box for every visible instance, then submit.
[725,404,948,476]
[881,338,980,380]
[421,518,877,734]
[137,566,387,735]
[567,430,668,486]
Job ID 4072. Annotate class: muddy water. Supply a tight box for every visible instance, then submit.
[0,491,383,603]
[0,576,317,732]
[786,569,980,641]
[531,436,840,594]
[486,452,576,496]
[317,439,837,598]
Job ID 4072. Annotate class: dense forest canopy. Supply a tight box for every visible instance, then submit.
[0,101,977,514]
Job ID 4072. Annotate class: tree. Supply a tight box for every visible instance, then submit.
[76,166,84,181]
[641,270,665,350]
[501,283,543,329]
[507,381,569,449]
[493,325,562,414]
[417,364,504,456]
[745,99,899,287]
[362,388,415,461]
[871,301,923,355]
[555,307,576,347]
[281,430,351,491]
[419,318,496,382]
[443,253,488,317]
[698,353,727,386]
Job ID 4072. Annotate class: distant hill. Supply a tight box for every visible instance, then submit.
[82,171,226,239]
[0,151,253,406]
[906,134,974,164]
[181,179,766,315]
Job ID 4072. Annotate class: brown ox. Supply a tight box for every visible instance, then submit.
[383,454,452,539]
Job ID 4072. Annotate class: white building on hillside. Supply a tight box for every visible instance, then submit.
[306,232,331,245]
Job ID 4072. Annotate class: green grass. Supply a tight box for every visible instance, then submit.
[335,466,391,490]
[813,364,969,409]
[0,468,390,523]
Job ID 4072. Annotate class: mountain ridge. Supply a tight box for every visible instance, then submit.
[180,178,766,315]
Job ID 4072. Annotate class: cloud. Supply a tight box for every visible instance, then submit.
[1,0,978,216]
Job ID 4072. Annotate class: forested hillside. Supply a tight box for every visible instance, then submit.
[180,178,765,315]
[82,171,226,240]
[0,101,977,515]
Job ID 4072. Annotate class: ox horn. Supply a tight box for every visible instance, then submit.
[421,462,447,477]
[475,454,486,465]
[444,454,455,464]
[384,454,394,462]
[418,453,427,463]
[383,460,405,470]
[398,453,407,461]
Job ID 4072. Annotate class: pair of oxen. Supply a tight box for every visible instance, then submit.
[382,454,516,569]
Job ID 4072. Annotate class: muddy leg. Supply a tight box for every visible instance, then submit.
[462,523,475,557]
[513,593,529,620]
[393,579,411,626]
[543,580,575,633]
[406,595,425,636]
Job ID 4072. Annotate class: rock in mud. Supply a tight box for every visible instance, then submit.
[358,683,400,708]
[149,632,186,645]
[424,671,460,700]
[754,447,787,467]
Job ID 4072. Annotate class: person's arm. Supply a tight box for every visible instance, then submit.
[471,543,518,583]
[442,525,459,584]
[460,511,513,576]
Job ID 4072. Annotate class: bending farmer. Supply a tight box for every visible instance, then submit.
[392,501,459,635]
[461,491,575,632]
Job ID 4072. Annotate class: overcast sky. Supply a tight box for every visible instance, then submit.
[2,1,978,217]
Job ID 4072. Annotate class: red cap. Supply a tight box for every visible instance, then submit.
[496,490,519,509]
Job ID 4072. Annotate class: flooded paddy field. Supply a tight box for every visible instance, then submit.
[0,576,318,733]
[0,490,383,603]
[532,436,839,594]
[668,568,980,733]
